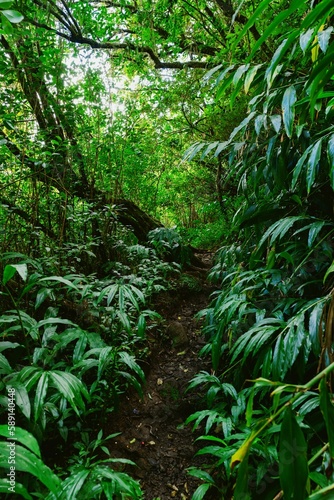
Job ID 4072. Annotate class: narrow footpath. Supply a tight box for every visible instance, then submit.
[106,253,216,499]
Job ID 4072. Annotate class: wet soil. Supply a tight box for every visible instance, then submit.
[105,253,217,499]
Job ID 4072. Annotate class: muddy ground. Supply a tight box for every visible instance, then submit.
[105,254,218,499]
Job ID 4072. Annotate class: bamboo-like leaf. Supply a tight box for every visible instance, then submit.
[183,142,207,161]
[1,9,23,23]
[116,310,131,332]
[97,346,115,380]
[291,146,312,189]
[279,407,308,500]
[229,112,256,141]
[2,264,16,285]
[307,484,334,499]
[73,333,88,364]
[0,479,32,499]
[0,443,61,492]
[52,469,90,499]
[270,114,282,133]
[328,134,334,188]
[323,260,334,283]
[231,0,275,51]
[272,334,285,380]
[300,28,315,53]
[34,372,49,422]
[306,139,322,193]
[191,483,212,500]
[203,64,222,81]
[265,38,290,88]
[307,220,326,247]
[136,314,146,338]
[118,351,145,381]
[0,425,41,457]
[255,114,266,135]
[0,353,12,374]
[309,301,324,355]
[318,26,333,53]
[319,378,334,459]
[244,64,263,93]
[259,216,304,247]
[282,86,297,138]
[39,276,79,291]
[9,383,31,419]
[301,0,334,31]
[49,371,87,415]
[233,64,250,86]
[187,467,215,484]
[0,0,14,8]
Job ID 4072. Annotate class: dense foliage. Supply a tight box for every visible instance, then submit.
[184,1,334,498]
[1,0,334,499]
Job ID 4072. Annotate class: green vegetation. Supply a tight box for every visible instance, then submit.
[0,0,334,498]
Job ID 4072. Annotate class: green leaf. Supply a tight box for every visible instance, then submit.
[34,372,49,422]
[0,479,32,499]
[244,64,262,93]
[323,260,334,283]
[300,28,315,53]
[39,276,79,291]
[309,302,324,356]
[203,64,223,81]
[0,353,12,374]
[306,139,322,193]
[328,134,334,188]
[317,26,333,53]
[0,425,41,457]
[52,469,90,499]
[266,38,289,88]
[73,333,88,364]
[291,146,312,189]
[49,371,87,416]
[0,0,13,8]
[97,346,115,380]
[282,86,297,138]
[232,0,273,52]
[307,220,325,247]
[270,114,282,133]
[307,484,334,499]
[9,383,31,420]
[279,407,308,500]
[191,483,212,500]
[118,351,145,381]
[2,264,16,285]
[1,9,23,23]
[187,467,215,484]
[319,378,334,459]
[0,442,60,493]
[0,341,20,352]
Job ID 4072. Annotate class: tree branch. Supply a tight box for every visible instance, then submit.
[25,19,212,69]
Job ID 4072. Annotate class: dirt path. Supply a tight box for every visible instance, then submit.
[106,254,215,499]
